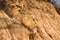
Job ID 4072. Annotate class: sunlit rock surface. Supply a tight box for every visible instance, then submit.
[0,0,60,40]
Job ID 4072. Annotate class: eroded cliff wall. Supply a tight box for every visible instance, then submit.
[0,0,60,40]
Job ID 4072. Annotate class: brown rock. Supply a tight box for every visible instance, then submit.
[0,0,60,40]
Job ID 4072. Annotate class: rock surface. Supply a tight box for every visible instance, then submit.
[0,0,60,40]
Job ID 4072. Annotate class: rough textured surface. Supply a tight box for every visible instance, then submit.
[0,0,60,40]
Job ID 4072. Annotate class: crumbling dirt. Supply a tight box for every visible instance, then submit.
[0,0,60,40]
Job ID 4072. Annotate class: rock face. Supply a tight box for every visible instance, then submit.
[0,0,60,40]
